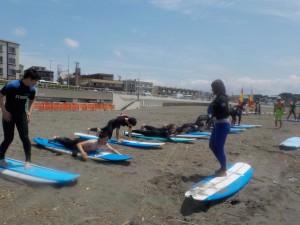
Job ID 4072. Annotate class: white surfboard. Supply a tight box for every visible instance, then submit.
[279,137,300,150]
[185,162,253,201]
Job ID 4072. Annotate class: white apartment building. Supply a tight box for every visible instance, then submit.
[0,39,20,79]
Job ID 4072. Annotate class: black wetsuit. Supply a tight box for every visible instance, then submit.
[0,80,36,162]
[90,116,131,138]
[287,103,296,120]
[54,137,86,150]
[133,125,174,142]
[230,104,244,125]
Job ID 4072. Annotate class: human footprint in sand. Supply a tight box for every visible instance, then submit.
[0,69,41,169]
[209,79,231,177]
[49,131,121,160]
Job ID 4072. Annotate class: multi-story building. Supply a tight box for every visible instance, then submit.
[0,39,20,79]
[26,66,54,81]
[152,85,209,99]
[65,73,123,91]
[123,79,153,95]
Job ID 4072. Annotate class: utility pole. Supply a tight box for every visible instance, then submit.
[67,55,70,87]
[75,61,79,86]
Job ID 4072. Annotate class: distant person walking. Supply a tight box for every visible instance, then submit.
[0,69,41,169]
[209,79,231,177]
[254,101,261,115]
[287,100,297,120]
[274,97,285,128]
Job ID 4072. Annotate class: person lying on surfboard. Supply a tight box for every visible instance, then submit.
[49,131,121,160]
[133,124,176,142]
[87,113,137,143]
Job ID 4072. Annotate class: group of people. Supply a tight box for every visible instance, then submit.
[0,71,233,177]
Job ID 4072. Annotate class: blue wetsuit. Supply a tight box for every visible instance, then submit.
[0,80,36,162]
[209,94,231,171]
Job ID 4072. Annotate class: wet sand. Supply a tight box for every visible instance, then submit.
[0,106,299,225]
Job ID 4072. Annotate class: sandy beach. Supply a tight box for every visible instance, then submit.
[0,106,299,225]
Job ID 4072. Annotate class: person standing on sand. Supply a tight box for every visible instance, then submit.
[0,69,41,169]
[209,79,231,177]
[287,100,296,120]
[274,97,285,128]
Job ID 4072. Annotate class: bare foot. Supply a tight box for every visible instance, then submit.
[24,161,31,169]
[0,159,7,167]
[215,169,227,177]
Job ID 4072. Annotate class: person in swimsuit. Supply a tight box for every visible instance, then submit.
[49,131,121,160]
[274,97,285,128]
[0,68,41,169]
[209,79,231,177]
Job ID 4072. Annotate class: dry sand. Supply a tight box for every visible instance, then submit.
[0,106,299,225]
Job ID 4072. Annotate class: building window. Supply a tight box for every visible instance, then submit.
[0,56,2,64]
[8,68,16,76]
[0,45,2,52]
[0,68,3,75]
[8,57,16,65]
[8,46,16,54]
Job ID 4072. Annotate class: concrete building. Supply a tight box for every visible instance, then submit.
[123,79,153,95]
[26,66,54,81]
[152,85,208,99]
[0,39,20,79]
[63,73,123,91]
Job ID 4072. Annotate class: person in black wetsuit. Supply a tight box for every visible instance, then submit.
[87,113,137,142]
[209,79,231,177]
[0,68,41,169]
[229,103,245,125]
[287,100,297,120]
[133,124,176,142]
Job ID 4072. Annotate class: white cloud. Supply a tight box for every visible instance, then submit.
[64,38,80,48]
[12,27,27,36]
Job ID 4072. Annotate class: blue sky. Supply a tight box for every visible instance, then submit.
[1,0,300,95]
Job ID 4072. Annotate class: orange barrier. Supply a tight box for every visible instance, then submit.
[34,102,114,111]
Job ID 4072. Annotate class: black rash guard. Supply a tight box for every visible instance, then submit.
[210,94,229,120]
[0,80,36,162]
[90,116,131,138]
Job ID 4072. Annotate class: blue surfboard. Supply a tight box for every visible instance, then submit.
[125,132,196,143]
[34,137,132,161]
[74,132,165,148]
[232,124,261,129]
[0,158,79,184]
[279,137,300,150]
[185,162,253,201]
[188,128,243,136]
[173,133,210,138]
[286,119,300,123]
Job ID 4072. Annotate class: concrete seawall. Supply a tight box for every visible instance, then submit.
[112,93,211,110]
